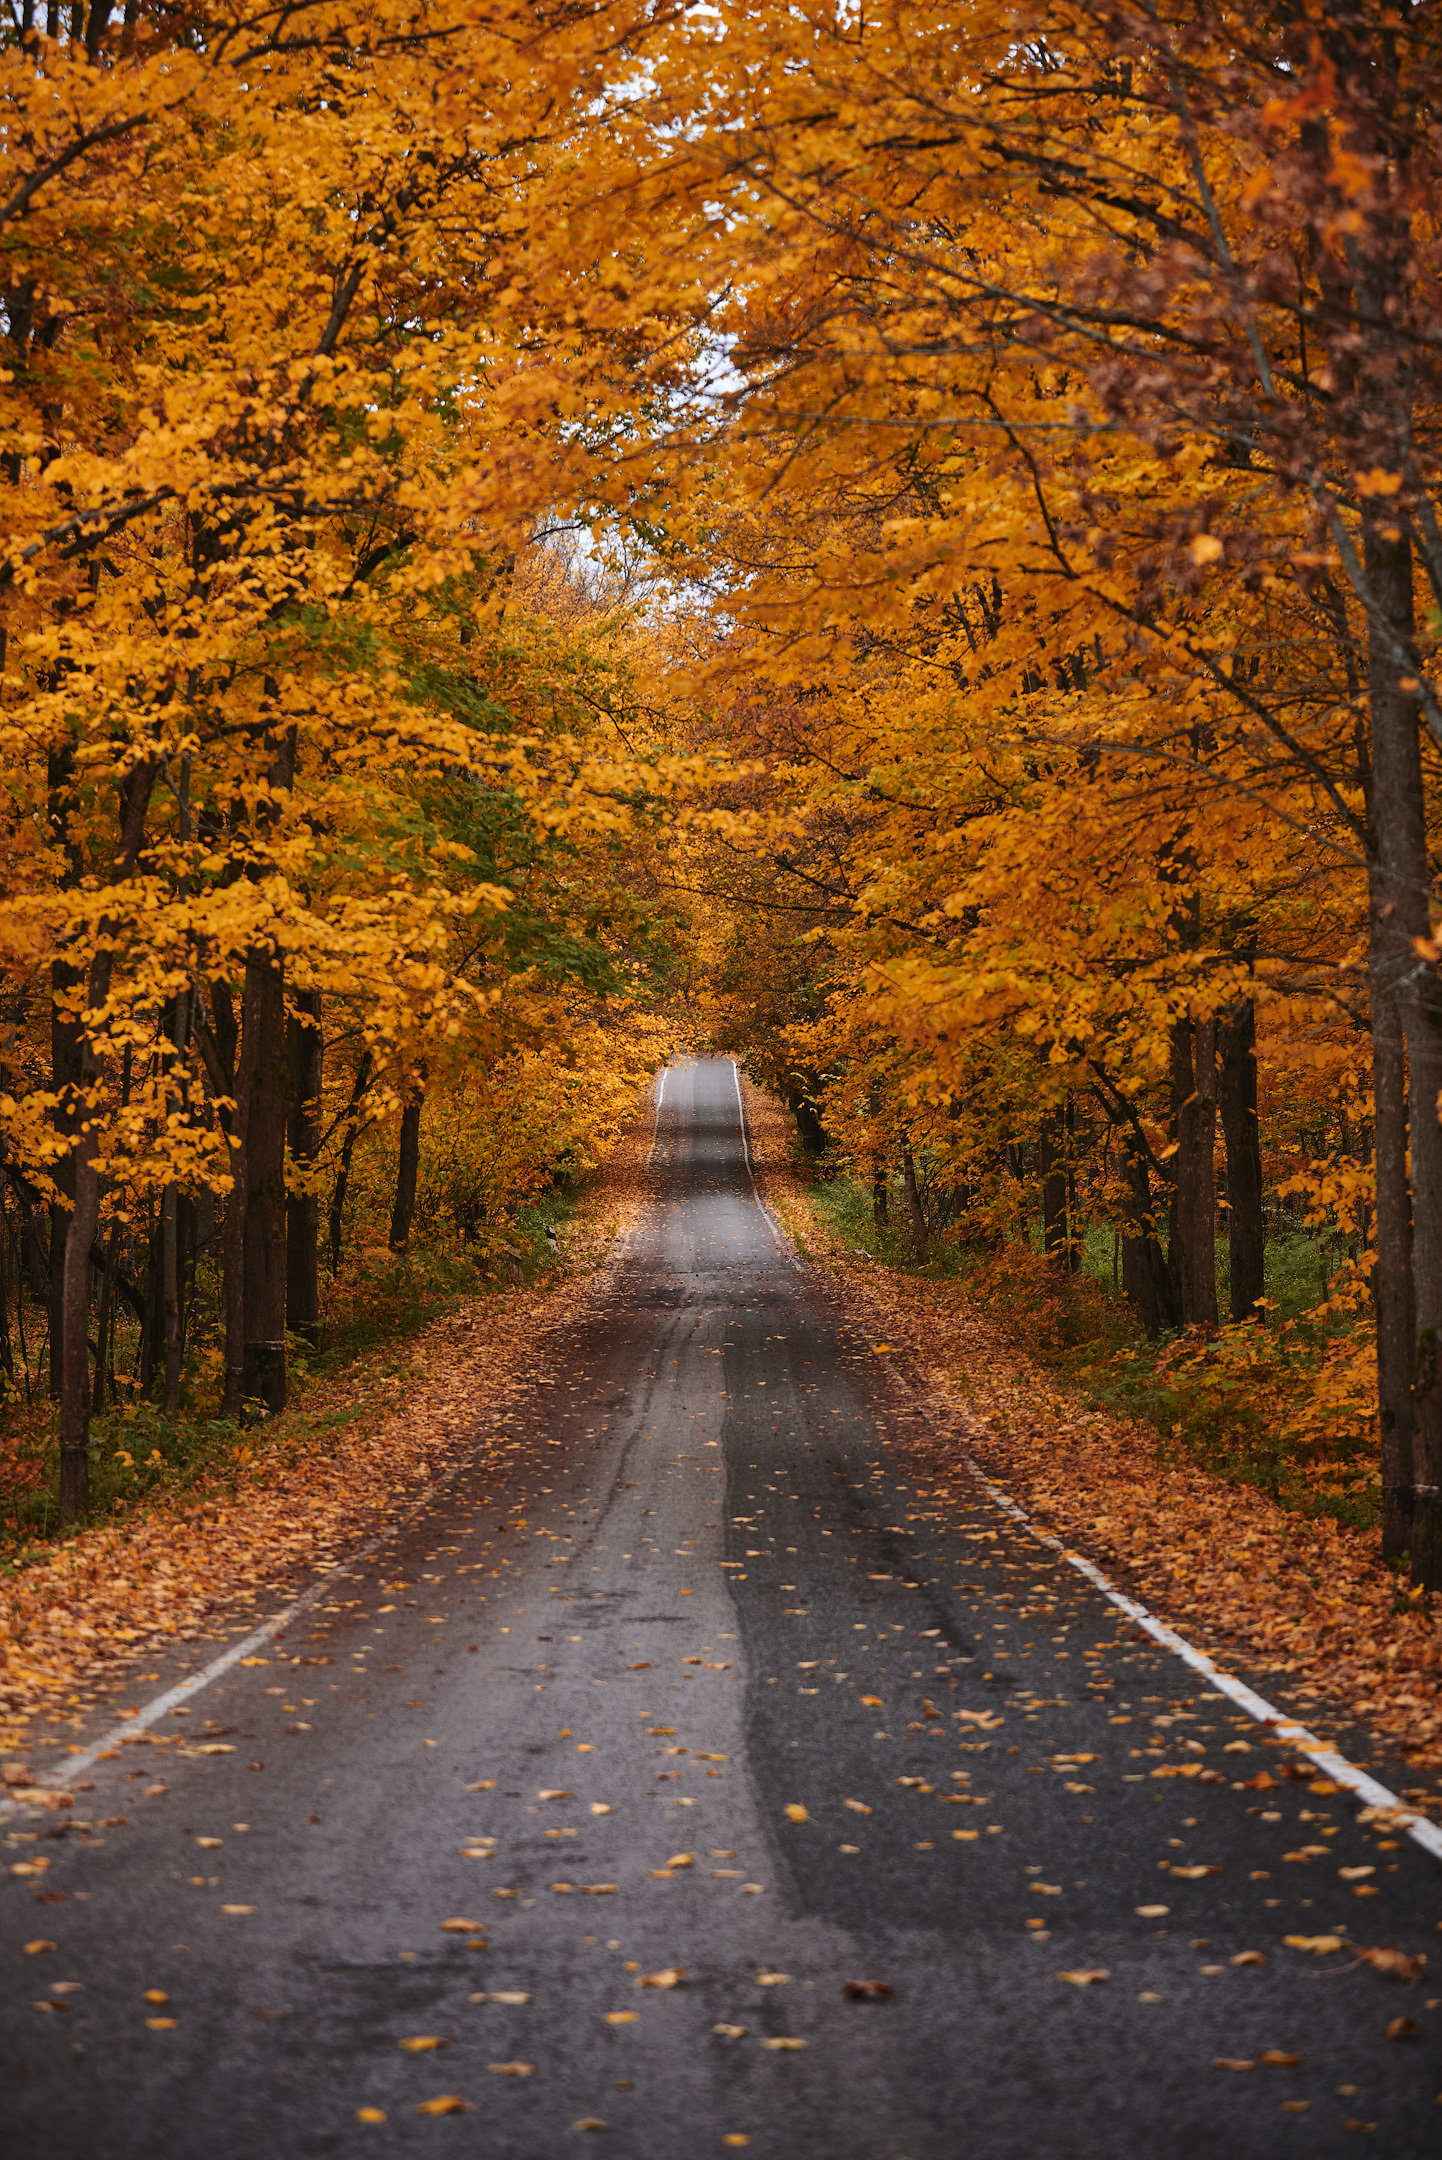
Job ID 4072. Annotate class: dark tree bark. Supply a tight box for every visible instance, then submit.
[1169,1014,1219,1329]
[901,1146,928,1261]
[328,1048,373,1273]
[786,1080,827,1154]
[1119,1120,1179,1339]
[1038,1098,1079,1271]
[240,951,288,1417]
[1370,972,1415,1561]
[1363,514,1442,1584]
[867,1084,888,1229]
[58,759,156,1522]
[286,989,323,1345]
[1218,992,1266,1323]
[389,1072,424,1253]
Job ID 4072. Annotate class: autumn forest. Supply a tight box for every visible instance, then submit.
[4,0,1442,1602]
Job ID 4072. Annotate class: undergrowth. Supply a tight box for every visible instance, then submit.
[808,1172,1381,1538]
[0,1186,584,1563]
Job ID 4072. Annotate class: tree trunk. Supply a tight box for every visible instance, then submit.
[286,989,322,1345]
[1119,1121,1178,1338]
[389,1074,424,1253]
[871,1157,888,1230]
[241,950,288,1417]
[47,963,80,1401]
[1218,993,1266,1322]
[1169,1015,1219,1329]
[58,1119,100,1524]
[1371,967,1415,1562]
[1363,515,1442,1584]
[328,1047,373,1273]
[901,1146,928,1262]
[92,1217,119,1413]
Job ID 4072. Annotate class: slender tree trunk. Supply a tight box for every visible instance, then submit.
[1371,967,1416,1561]
[241,951,287,1416]
[1119,1120,1178,1338]
[1219,991,1266,1322]
[901,1146,928,1262]
[221,961,266,1419]
[389,1073,424,1253]
[47,966,80,1400]
[59,1121,100,1523]
[1038,1107,1068,1268]
[1363,515,1442,1584]
[867,1083,888,1230]
[1169,1015,1220,1329]
[92,1217,119,1413]
[286,989,322,1345]
[328,1048,373,1273]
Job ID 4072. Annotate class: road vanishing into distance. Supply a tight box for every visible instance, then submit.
[4,1057,1440,2157]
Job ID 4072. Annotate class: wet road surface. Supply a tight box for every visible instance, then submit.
[4,1056,1439,2156]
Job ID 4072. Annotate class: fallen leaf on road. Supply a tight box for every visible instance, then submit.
[1058,1971,1109,1987]
[761,2037,806,2051]
[860,1697,883,1708]
[638,1968,685,1988]
[1259,2050,1300,2066]
[1135,1905,1169,1918]
[574,2119,607,2131]
[1339,1866,1375,1881]
[843,1800,871,1815]
[23,1941,55,1955]
[604,2012,637,2024]
[756,1972,789,1986]
[1169,1865,1220,1879]
[630,1663,651,1671]
[355,2109,386,2123]
[591,1804,613,1816]
[440,1919,485,1934]
[714,2024,747,2038]
[416,2095,473,2113]
[487,2063,534,2077]
[1231,1951,1267,1966]
[783,1805,808,1824]
[1285,1935,1343,1954]
[147,2017,177,2030]
[538,1790,573,1801]
[842,1980,893,2000]
[582,1884,618,1895]
[1030,1883,1061,1895]
[1358,1948,1426,1981]
[399,2037,449,2053]
[722,2137,750,2148]
[666,1853,694,1868]
[142,1991,169,2005]
[221,1906,254,1915]
[1386,2017,1419,2041]
[1214,2059,1255,2071]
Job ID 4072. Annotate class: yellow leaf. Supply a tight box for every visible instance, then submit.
[487,2062,534,2076]
[783,1805,808,1823]
[605,2011,638,2024]
[355,2109,387,2123]
[416,2095,473,2114]
[398,2036,449,2053]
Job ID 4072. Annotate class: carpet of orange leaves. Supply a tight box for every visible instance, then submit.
[740,1079,1442,1817]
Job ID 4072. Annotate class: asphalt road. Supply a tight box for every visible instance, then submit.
[4,1056,1439,2158]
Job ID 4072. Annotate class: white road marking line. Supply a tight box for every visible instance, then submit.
[954,1447,1442,1864]
[1,1442,493,1812]
[731,1060,797,1264]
